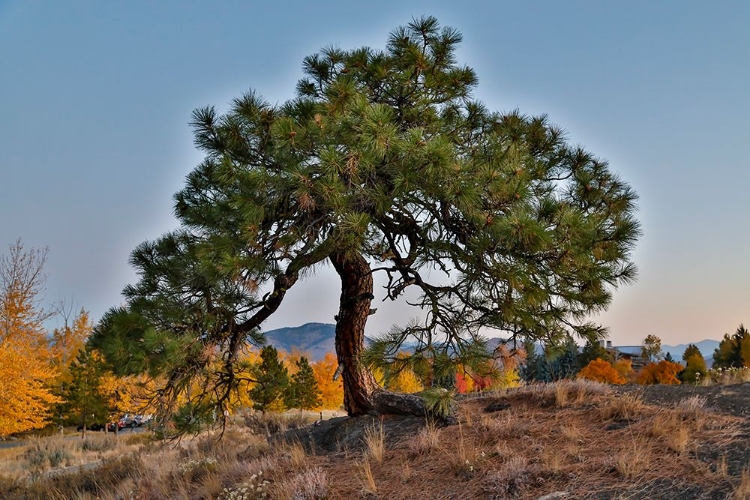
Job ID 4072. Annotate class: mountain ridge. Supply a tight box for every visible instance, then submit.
[262,323,722,364]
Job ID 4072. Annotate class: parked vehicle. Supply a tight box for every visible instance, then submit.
[134,414,153,426]
[76,423,106,432]
[121,413,138,428]
[107,420,125,432]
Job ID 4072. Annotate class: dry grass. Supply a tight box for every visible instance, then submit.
[718,455,729,478]
[356,459,377,495]
[1,382,747,499]
[270,467,328,500]
[599,392,645,421]
[650,411,690,454]
[614,436,652,479]
[561,422,583,442]
[399,460,413,482]
[409,418,441,456]
[363,420,385,463]
[287,440,308,470]
[555,382,570,407]
[541,444,565,472]
[735,469,750,499]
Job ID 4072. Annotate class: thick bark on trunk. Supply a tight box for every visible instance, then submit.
[330,251,430,419]
[330,251,380,416]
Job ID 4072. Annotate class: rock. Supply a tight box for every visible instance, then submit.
[271,414,425,453]
[484,401,511,413]
[371,390,426,417]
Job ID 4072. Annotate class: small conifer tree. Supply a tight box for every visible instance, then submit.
[285,356,321,410]
[249,346,289,412]
[62,348,109,434]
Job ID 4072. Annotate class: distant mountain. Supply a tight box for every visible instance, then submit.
[662,339,720,367]
[262,323,723,368]
[263,323,336,362]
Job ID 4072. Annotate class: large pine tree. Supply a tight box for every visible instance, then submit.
[91,17,639,421]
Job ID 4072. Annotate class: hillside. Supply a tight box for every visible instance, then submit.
[6,380,750,499]
[263,323,721,366]
[263,323,337,362]
[662,339,720,366]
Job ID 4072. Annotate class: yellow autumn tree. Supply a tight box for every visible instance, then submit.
[312,352,344,410]
[613,358,634,382]
[231,348,262,409]
[50,308,91,378]
[373,352,424,393]
[0,241,59,436]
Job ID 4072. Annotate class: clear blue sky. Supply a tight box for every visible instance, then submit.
[1,1,748,346]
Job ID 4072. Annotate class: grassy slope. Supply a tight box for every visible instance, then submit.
[2,380,750,499]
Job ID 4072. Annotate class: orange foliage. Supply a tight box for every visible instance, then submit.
[0,242,59,436]
[578,358,626,385]
[312,352,343,410]
[455,370,474,394]
[636,360,684,385]
[613,359,634,382]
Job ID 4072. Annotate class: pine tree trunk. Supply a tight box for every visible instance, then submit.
[330,251,429,419]
[330,251,379,416]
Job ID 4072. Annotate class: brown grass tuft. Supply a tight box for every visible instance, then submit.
[363,420,385,463]
[481,456,529,497]
[614,437,652,479]
[287,440,308,470]
[600,392,644,421]
[541,444,566,473]
[555,382,570,408]
[717,455,729,478]
[356,459,377,495]
[735,469,750,499]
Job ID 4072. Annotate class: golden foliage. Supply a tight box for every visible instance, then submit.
[373,352,424,394]
[578,358,626,385]
[0,241,59,436]
[50,309,92,391]
[312,352,343,410]
[231,348,261,410]
[0,339,59,435]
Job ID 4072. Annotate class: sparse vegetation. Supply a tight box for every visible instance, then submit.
[363,420,385,463]
[1,381,749,499]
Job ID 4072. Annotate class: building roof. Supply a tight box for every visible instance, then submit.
[612,346,643,356]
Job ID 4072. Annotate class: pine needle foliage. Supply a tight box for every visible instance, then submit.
[285,356,321,411]
[249,346,289,412]
[421,388,456,419]
[91,17,640,423]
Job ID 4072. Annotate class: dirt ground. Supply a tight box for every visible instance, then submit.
[623,383,750,418]
[281,382,750,499]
